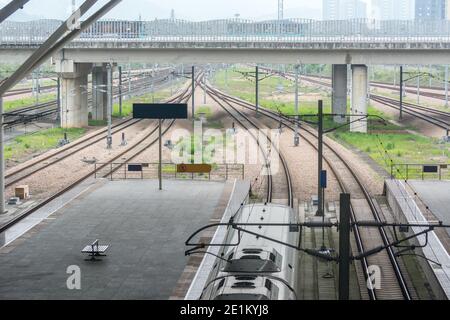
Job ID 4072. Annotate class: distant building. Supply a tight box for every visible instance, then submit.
[415,0,446,20]
[447,0,450,19]
[323,0,367,20]
[371,0,414,20]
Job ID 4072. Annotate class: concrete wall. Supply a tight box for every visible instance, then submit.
[91,64,108,121]
[332,64,348,124]
[350,64,368,133]
[48,48,450,65]
[57,62,92,128]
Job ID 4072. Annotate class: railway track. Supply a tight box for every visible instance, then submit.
[206,84,412,300]
[200,77,294,208]
[3,69,176,129]
[266,68,450,102]
[269,69,450,134]
[0,78,195,234]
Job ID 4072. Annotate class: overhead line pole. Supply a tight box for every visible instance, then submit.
[106,63,112,149]
[338,193,351,300]
[119,66,123,116]
[256,65,259,114]
[192,65,195,119]
[399,66,403,119]
[316,100,324,217]
[294,64,299,146]
[445,65,449,108]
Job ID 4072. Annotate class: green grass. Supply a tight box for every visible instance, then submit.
[3,93,56,112]
[112,89,176,117]
[5,128,86,161]
[88,119,107,126]
[212,67,448,180]
[195,106,212,119]
[213,68,295,99]
[331,131,449,178]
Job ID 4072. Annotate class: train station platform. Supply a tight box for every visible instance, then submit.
[385,179,450,300]
[408,180,450,237]
[0,179,234,299]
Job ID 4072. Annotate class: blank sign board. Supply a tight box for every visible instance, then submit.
[133,103,188,119]
[423,165,439,173]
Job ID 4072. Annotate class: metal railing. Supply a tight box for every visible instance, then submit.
[93,162,244,181]
[2,19,450,46]
[390,163,450,181]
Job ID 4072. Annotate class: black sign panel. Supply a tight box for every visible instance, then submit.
[423,165,438,173]
[133,103,188,119]
[128,164,143,172]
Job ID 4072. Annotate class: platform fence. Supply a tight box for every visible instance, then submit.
[93,162,244,182]
[2,19,450,46]
[390,163,450,181]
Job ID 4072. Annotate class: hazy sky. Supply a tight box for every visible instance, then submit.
[0,0,336,21]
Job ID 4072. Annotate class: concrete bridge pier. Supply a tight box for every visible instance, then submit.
[331,64,348,124]
[350,64,368,133]
[56,61,92,128]
[91,64,108,121]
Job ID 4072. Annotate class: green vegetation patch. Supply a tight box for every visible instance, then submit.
[4,93,56,112]
[88,119,108,126]
[112,89,175,117]
[5,128,85,161]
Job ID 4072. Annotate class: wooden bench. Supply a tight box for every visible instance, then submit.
[81,239,109,261]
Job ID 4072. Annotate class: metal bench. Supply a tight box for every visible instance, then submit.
[81,239,109,261]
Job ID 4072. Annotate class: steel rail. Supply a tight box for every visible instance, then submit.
[208,85,412,300]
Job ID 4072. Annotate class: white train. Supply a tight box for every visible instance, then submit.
[199,203,299,300]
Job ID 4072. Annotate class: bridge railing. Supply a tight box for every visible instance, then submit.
[1,18,450,45]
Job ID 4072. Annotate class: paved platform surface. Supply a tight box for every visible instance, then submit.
[0,179,225,299]
[409,180,450,236]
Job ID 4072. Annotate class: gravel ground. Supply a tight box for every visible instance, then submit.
[5,118,157,200]
[4,83,193,202]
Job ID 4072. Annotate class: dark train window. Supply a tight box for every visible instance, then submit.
[217,278,225,289]
[232,282,256,289]
[264,279,272,291]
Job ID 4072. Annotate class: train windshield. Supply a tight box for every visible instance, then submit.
[223,257,280,273]
[215,294,269,300]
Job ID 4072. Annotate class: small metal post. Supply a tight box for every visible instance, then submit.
[256,65,259,114]
[400,66,403,119]
[106,64,113,149]
[0,97,4,214]
[159,119,162,190]
[192,65,195,119]
[94,163,97,179]
[119,66,122,116]
[338,193,351,300]
[316,100,324,217]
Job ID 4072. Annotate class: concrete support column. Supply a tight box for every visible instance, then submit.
[350,64,368,133]
[56,61,92,128]
[91,64,108,121]
[332,64,348,124]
